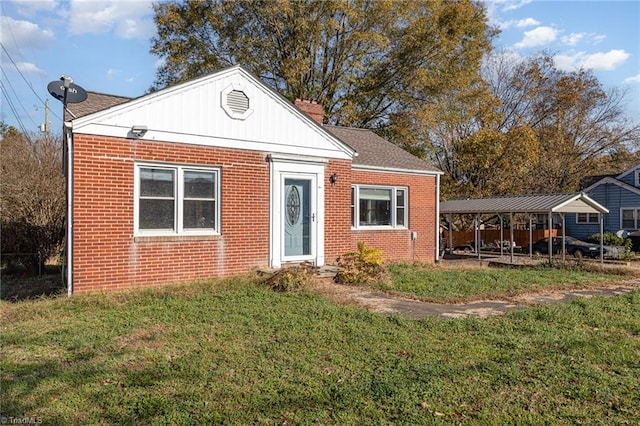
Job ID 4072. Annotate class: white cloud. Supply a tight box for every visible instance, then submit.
[12,0,58,16]
[484,1,534,27]
[516,18,540,28]
[0,16,55,51]
[114,17,155,39]
[514,26,558,49]
[67,0,154,39]
[624,74,640,84]
[107,68,120,80]
[497,0,534,12]
[15,61,46,76]
[582,50,630,70]
[554,50,630,72]
[554,53,580,71]
[561,33,585,46]
[561,32,607,47]
[499,17,540,30]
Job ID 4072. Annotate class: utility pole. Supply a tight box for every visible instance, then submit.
[44,99,50,140]
[39,99,50,141]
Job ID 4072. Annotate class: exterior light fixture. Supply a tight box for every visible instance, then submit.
[329,173,338,186]
[130,125,148,137]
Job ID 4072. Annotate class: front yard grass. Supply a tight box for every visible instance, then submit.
[382,262,638,303]
[1,269,639,424]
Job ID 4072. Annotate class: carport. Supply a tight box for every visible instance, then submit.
[440,193,609,264]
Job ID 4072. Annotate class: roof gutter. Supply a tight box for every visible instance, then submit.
[352,164,443,176]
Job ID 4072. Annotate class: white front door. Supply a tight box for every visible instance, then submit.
[270,159,325,268]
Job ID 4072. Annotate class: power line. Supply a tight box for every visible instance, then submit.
[4,15,38,94]
[1,81,32,140]
[0,42,62,122]
[1,67,39,129]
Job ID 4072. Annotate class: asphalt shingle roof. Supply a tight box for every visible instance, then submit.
[65,91,131,121]
[324,125,440,173]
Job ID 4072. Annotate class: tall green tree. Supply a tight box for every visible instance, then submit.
[150,0,495,128]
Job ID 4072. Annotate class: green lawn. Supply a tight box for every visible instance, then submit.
[1,269,639,424]
[382,262,637,303]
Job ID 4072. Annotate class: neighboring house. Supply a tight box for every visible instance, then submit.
[565,164,640,240]
[64,65,442,293]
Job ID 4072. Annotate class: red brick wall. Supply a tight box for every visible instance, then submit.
[324,160,353,261]
[347,170,438,264]
[72,134,271,293]
[72,135,438,292]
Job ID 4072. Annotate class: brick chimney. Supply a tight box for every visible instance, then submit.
[294,98,323,125]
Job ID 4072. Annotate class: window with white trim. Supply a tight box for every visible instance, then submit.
[576,213,599,224]
[135,163,220,235]
[351,185,407,228]
[621,208,640,229]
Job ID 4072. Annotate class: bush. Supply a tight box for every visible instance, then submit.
[261,262,317,292]
[335,242,389,285]
[619,238,635,261]
[586,232,624,246]
[1,127,65,274]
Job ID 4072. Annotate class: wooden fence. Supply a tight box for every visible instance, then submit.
[443,229,558,249]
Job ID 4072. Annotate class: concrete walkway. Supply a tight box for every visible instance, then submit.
[310,279,640,319]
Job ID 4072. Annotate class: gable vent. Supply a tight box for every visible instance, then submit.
[227,90,249,114]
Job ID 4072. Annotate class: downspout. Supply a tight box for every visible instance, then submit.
[65,122,73,296]
[435,173,441,262]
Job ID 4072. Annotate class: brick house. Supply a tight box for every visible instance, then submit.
[64,65,441,293]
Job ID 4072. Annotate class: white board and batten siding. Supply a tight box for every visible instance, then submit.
[70,65,353,161]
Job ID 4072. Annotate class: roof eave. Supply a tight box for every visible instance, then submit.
[583,176,640,197]
[352,164,442,176]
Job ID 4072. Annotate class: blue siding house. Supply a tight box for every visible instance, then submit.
[566,164,640,240]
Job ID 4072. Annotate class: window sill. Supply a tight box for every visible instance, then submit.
[134,234,221,243]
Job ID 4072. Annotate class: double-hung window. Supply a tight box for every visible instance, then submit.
[351,185,407,229]
[135,163,220,236]
[576,213,599,224]
[621,208,640,229]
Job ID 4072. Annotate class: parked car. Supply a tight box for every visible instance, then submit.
[525,236,607,259]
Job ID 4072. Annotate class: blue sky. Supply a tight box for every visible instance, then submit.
[1,0,639,136]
